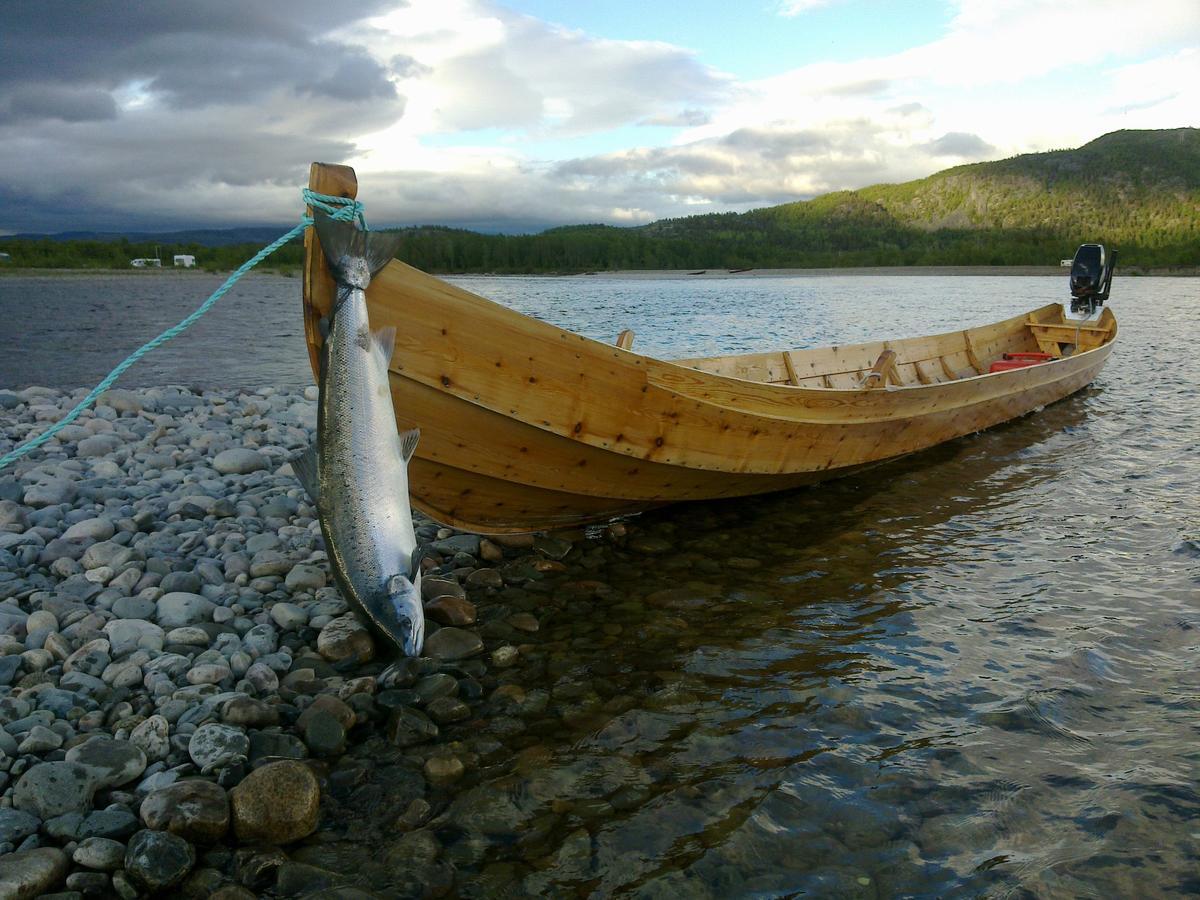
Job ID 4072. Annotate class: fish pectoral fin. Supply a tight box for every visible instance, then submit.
[291,443,321,505]
[371,326,397,372]
[398,428,420,463]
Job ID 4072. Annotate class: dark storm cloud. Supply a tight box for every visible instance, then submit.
[0,1,399,107]
[0,85,117,125]
[0,0,407,232]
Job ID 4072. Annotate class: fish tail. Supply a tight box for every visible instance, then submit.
[312,210,404,285]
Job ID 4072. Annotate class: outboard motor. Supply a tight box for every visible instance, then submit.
[1069,243,1116,316]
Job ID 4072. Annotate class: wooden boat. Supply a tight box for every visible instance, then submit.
[302,163,1118,534]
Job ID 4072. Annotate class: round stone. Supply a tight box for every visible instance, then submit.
[62,517,116,543]
[73,836,126,870]
[13,762,96,818]
[0,847,70,899]
[124,829,195,892]
[424,627,484,661]
[188,724,250,773]
[269,602,308,630]
[65,737,147,790]
[424,595,477,626]
[284,564,326,592]
[156,592,216,628]
[212,448,269,475]
[424,756,465,786]
[130,716,170,763]
[140,780,230,844]
[316,616,374,664]
[229,761,320,845]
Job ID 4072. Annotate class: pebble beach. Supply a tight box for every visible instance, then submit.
[0,383,587,898]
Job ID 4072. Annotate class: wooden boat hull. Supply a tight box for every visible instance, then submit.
[302,164,1117,533]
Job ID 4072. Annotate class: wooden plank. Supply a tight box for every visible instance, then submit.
[616,329,635,350]
[302,163,358,380]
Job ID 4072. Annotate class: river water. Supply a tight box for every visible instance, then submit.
[2,271,1198,896]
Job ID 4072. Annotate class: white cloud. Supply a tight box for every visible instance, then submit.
[776,0,836,17]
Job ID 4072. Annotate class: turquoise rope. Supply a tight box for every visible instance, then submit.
[0,189,364,471]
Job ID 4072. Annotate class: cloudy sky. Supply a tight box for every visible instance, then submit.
[1,0,1196,234]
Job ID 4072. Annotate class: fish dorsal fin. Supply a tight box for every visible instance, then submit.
[291,443,321,505]
[398,428,420,463]
[372,326,396,372]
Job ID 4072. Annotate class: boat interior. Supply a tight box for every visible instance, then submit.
[669,303,1117,390]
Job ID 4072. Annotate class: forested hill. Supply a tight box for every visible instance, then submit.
[636,128,1200,269]
[393,128,1200,271]
[3,128,1197,272]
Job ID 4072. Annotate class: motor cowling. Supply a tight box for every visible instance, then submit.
[1069,243,1117,316]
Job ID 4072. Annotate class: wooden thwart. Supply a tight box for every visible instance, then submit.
[860,350,898,389]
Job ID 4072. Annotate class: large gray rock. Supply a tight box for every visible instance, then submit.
[212,448,269,475]
[24,478,76,508]
[62,516,116,543]
[0,847,69,899]
[76,433,123,458]
[0,808,41,844]
[13,761,97,818]
[156,591,216,628]
[65,736,147,789]
[104,619,164,655]
[98,388,143,415]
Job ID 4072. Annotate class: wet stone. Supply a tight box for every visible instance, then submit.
[465,568,504,590]
[421,577,465,602]
[247,731,308,766]
[303,709,346,757]
[140,780,230,844]
[387,707,439,747]
[426,696,471,725]
[424,627,484,661]
[317,615,375,664]
[0,847,70,899]
[424,594,477,626]
[230,760,320,845]
[124,828,195,893]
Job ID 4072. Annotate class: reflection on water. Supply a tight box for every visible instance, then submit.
[5,272,1198,895]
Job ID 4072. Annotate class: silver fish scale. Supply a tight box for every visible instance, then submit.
[317,284,417,618]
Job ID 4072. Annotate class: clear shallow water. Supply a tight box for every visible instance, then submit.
[3,271,1198,895]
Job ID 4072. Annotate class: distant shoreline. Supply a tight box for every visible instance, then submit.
[2,264,1196,278]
